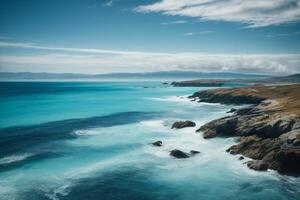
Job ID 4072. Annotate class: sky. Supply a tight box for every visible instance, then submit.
[0,0,300,75]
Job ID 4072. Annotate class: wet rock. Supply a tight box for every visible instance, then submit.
[191,85,300,174]
[239,156,244,160]
[235,107,255,115]
[170,149,190,159]
[247,160,269,171]
[276,148,300,173]
[227,108,237,113]
[172,120,196,129]
[151,141,162,147]
[190,150,200,155]
[197,116,237,138]
[189,91,264,105]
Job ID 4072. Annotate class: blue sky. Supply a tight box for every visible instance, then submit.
[0,0,300,74]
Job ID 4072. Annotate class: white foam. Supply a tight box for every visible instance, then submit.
[140,120,165,128]
[72,129,99,136]
[0,186,17,200]
[146,95,193,103]
[0,153,34,165]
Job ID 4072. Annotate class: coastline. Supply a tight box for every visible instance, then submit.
[189,84,300,175]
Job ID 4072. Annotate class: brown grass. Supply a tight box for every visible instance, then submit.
[210,84,300,116]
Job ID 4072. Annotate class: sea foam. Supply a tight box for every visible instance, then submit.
[0,153,34,165]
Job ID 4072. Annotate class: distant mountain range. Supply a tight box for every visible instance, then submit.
[171,73,300,87]
[0,71,271,80]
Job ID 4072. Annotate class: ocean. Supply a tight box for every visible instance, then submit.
[0,81,299,200]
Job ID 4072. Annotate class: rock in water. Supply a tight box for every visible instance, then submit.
[247,160,269,171]
[239,156,244,160]
[152,141,162,147]
[227,108,237,113]
[172,120,196,129]
[190,150,200,155]
[170,149,190,159]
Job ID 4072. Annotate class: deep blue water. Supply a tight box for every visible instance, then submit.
[0,82,299,200]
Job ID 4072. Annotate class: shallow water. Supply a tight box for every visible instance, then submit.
[0,82,299,200]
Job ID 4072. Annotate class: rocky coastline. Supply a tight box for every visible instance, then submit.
[190,84,300,174]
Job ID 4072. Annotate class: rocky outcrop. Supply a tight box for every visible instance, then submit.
[169,149,200,159]
[197,110,298,139]
[190,150,200,155]
[172,121,196,129]
[200,109,300,173]
[152,141,162,147]
[227,108,237,113]
[194,84,300,174]
[189,90,264,104]
[226,130,300,173]
[170,149,190,158]
[246,160,269,171]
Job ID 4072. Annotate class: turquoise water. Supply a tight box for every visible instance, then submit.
[0,82,299,200]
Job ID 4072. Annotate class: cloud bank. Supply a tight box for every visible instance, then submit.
[0,41,299,74]
[136,0,300,27]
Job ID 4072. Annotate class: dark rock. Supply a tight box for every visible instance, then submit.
[239,156,245,160]
[170,149,190,159]
[235,107,255,115]
[191,86,300,174]
[247,160,269,171]
[189,90,265,105]
[190,150,200,155]
[227,108,237,113]
[152,141,162,147]
[197,116,237,138]
[294,140,300,146]
[162,82,168,85]
[172,120,196,129]
[226,132,300,173]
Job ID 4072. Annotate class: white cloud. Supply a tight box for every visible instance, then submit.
[136,0,300,27]
[185,30,213,36]
[198,30,213,34]
[0,41,171,56]
[161,20,188,25]
[102,0,113,7]
[265,30,300,37]
[0,41,299,74]
[185,32,196,36]
[1,53,299,74]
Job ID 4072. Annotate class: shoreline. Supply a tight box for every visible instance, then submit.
[189,84,300,175]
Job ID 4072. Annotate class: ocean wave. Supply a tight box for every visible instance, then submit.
[0,111,158,158]
[139,120,165,128]
[72,129,99,136]
[145,95,192,103]
[0,153,34,165]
